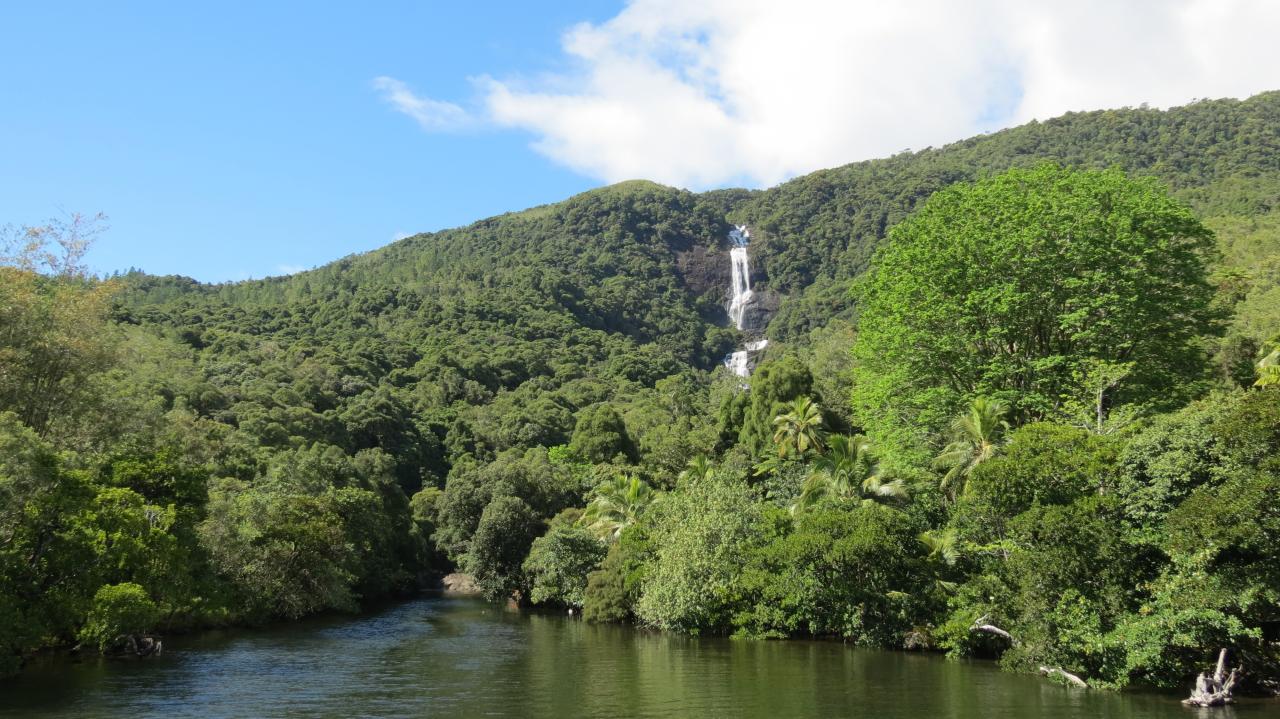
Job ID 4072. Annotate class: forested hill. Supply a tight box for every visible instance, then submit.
[125,90,1280,340]
[740,90,1280,336]
[5,91,1280,684]
[109,89,1280,494]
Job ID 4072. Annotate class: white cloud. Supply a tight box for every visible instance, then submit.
[384,0,1280,188]
[276,264,306,275]
[392,230,413,241]
[373,76,472,131]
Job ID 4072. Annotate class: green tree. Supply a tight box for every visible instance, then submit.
[794,434,906,511]
[77,583,160,654]
[735,503,937,645]
[731,355,813,457]
[523,510,607,608]
[676,454,712,485]
[1254,344,1280,387]
[0,215,119,437]
[932,398,1011,499]
[582,524,653,623]
[636,479,764,633]
[568,403,637,464]
[954,422,1120,546]
[581,474,656,542]
[771,396,826,459]
[854,165,1220,455]
[465,495,541,601]
[197,481,357,619]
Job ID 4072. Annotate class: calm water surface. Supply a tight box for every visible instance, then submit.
[3,597,1278,718]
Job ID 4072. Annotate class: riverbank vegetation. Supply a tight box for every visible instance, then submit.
[2,92,1279,693]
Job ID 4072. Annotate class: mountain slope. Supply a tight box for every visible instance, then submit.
[116,92,1280,490]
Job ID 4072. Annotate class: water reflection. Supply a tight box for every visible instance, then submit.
[1,598,1274,718]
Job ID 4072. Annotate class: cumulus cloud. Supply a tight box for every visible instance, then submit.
[382,0,1280,188]
[373,76,471,131]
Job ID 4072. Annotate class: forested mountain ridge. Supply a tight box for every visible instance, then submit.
[123,91,1280,345]
[4,92,1280,693]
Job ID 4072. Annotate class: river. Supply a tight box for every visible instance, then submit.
[3,597,1277,718]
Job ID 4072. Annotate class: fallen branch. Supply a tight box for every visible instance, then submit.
[972,623,1017,644]
[970,615,1018,645]
[1040,665,1089,689]
[969,617,1087,689]
[1183,648,1239,707]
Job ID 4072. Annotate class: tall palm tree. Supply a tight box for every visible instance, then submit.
[918,528,961,566]
[1255,347,1280,388]
[772,396,826,459]
[793,434,907,511]
[677,454,712,485]
[581,474,655,542]
[933,397,1010,499]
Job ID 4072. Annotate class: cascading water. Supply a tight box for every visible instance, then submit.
[724,225,768,377]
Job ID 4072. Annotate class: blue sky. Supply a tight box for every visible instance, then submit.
[0,2,620,281]
[3,1,1275,282]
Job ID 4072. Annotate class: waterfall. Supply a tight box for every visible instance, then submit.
[724,225,768,377]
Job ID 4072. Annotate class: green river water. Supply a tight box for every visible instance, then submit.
[2,597,1277,718]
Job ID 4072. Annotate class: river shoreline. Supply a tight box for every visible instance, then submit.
[6,595,1278,718]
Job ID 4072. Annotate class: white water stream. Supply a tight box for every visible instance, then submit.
[724,225,768,377]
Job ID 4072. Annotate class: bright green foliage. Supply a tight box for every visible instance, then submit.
[932,398,1010,499]
[465,495,542,601]
[854,165,1219,455]
[434,448,584,561]
[735,503,937,645]
[0,414,97,670]
[581,474,656,542]
[523,510,607,608]
[582,525,653,623]
[1112,470,1277,687]
[568,403,637,464]
[198,481,358,619]
[794,435,906,511]
[1256,346,1280,387]
[729,355,813,458]
[1115,396,1230,531]
[771,396,826,459]
[0,260,119,435]
[636,479,764,633]
[676,454,712,485]
[955,423,1119,543]
[77,583,160,653]
[0,413,199,671]
[5,95,1280,688]
[955,497,1147,683]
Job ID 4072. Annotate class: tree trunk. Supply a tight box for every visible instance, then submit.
[1183,648,1239,707]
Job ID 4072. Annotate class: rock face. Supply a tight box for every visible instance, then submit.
[675,244,730,297]
[440,573,482,596]
[735,288,779,334]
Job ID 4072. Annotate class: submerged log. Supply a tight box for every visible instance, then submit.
[1183,648,1239,707]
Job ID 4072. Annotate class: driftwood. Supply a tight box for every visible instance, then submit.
[1183,648,1239,707]
[972,622,1017,644]
[1039,665,1089,689]
[969,617,1088,689]
[110,635,163,658]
